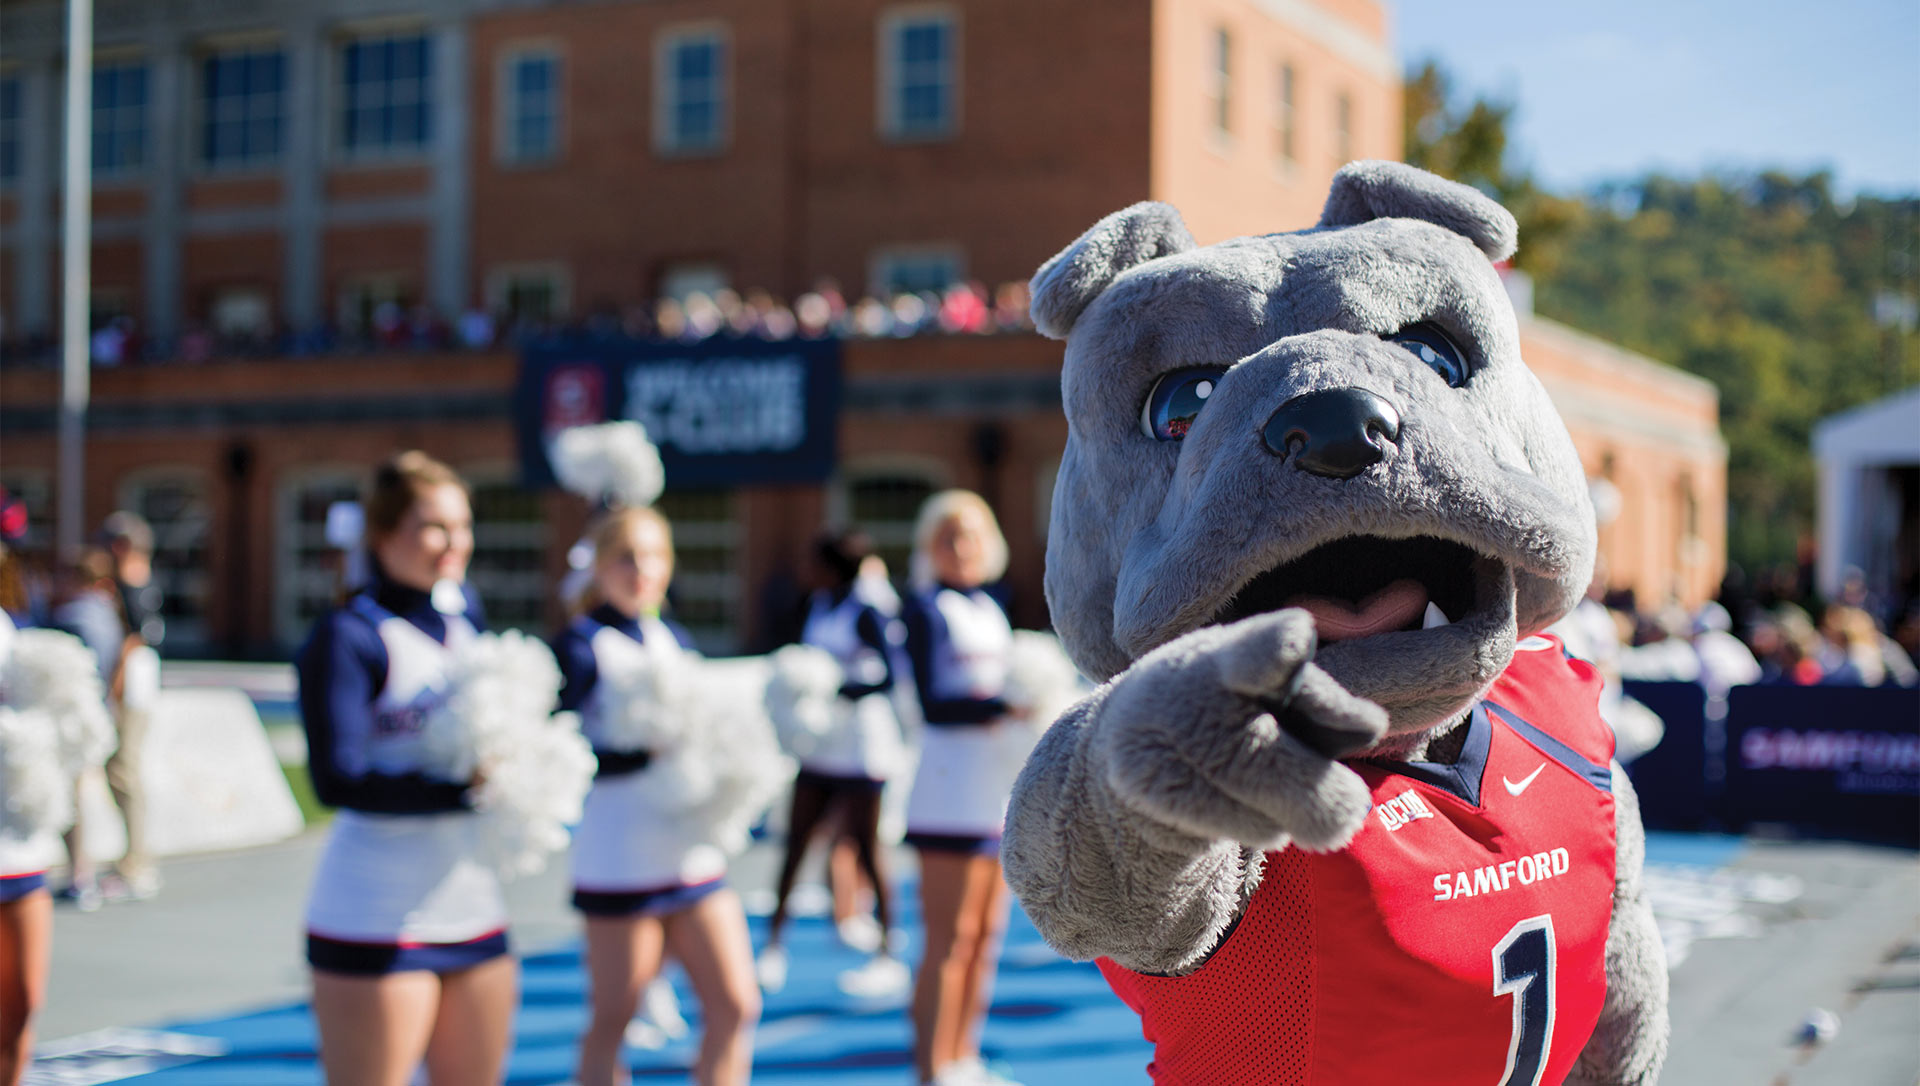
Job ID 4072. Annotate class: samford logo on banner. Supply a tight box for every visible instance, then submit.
[1723,684,1920,846]
[516,336,841,488]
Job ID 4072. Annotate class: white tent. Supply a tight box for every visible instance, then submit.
[1812,386,1920,602]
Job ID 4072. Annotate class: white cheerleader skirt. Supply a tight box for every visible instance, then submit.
[304,810,510,975]
[801,692,909,782]
[570,768,727,915]
[904,720,1031,851]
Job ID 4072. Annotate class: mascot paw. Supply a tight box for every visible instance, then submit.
[1095,609,1386,852]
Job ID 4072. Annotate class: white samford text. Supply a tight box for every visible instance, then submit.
[1432,847,1571,902]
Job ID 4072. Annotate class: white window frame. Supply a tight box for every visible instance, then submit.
[274,466,365,648]
[877,4,960,143]
[653,24,730,157]
[462,463,550,634]
[485,262,573,324]
[868,244,965,297]
[1275,61,1297,171]
[117,466,215,654]
[830,457,951,581]
[1334,89,1354,165]
[1208,26,1232,147]
[496,41,563,166]
[0,70,21,188]
[92,55,149,180]
[196,38,288,174]
[333,25,434,163]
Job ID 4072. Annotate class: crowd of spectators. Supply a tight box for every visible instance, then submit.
[1560,562,1920,697]
[1,278,1038,369]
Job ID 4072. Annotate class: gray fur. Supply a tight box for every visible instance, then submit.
[1003,161,1664,1080]
[1319,159,1519,261]
[1570,768,1671,1085]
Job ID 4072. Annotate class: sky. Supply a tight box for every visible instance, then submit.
[1394,0,1920,196]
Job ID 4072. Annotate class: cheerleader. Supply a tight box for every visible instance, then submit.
[901,491,1025,1086]
[295,452,516,1086]
[551,507,759,1086]
[0,610,50,1086]
[757,530,909,995]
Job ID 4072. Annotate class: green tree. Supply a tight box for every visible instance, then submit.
[1404,61,1920,574]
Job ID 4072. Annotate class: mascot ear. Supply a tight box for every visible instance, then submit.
[1030,202,1196,339]
[1318,160,1518,262]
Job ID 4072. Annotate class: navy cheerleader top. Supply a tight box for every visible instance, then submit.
[900,583,1012,727]
[806,586,899,701]
[549,604,697,771]
[295,568,486,814]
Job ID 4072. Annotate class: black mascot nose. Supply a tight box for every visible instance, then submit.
[1262,387,1401,478]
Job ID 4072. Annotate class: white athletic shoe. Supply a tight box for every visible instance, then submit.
[638,976,689,1040]
[836,912,884,954]
[945,1057,1024,1086]
[836,953,910,1000]
[756,944,790,993]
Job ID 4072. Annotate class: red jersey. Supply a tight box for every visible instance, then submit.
[1100,635,1618,1086]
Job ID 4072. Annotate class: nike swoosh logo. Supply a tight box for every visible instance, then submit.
[1503,764,1547,796]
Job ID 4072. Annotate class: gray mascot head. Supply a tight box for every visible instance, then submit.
[1034,160,1596,750]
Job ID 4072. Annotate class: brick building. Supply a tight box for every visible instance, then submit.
[0,0,1723,657]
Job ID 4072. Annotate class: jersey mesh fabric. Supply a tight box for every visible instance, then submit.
[1101,852,1313,1085]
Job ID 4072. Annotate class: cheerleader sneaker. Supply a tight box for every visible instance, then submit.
[755,944,789,993]
[836,912,884,954]
[836,953,910,1000]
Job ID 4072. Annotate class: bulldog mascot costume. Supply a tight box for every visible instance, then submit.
[1001,162,1668,1086]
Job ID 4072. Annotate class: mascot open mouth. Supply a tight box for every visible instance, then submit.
[1215,537,1485,643]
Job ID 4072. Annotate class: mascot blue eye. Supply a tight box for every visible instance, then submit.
[1142,367,1229,441]
[1387,323,1471,387]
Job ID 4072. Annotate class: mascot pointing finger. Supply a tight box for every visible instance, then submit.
[1001,161,1668,1086]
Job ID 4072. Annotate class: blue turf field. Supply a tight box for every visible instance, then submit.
[99,891,1152,1085]
[50,836,1742,1085]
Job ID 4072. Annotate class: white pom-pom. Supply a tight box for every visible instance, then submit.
[595,651,689,752]
[1003,630,1085,732]
[421,631,596,878]
[599,656,793,859]
[6,628,116,771]
[764,644,844,758]
[551,422,665,508]
[0,708,74,840]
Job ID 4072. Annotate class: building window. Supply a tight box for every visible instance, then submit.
[94,60,148,177]
[870,246,963,296]
[0,76,19,183]
[210,285,273,339]
[201,46,285,169]
[487,264,570,326]
[119,471,213,655]
[465,471,549,633]
[1334,90,1353,164]
[336,273,412,337]
[275,471,362,647]
[1275,63,1296,168]
[879,7,958,141]
[656,489,740,652]
[654,28,727,155]
[843,468,941,580]
[340,31,432,157]
[499,47,560,164]
[658,261,730,304]
[1209,28,1231,139]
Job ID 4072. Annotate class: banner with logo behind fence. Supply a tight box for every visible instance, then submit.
[1722,685,1920,846]
[516,336,841,489]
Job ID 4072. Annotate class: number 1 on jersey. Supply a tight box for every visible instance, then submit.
[1492,914,1557,1086]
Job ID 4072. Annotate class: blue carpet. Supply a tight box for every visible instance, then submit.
[117,890,1150,1085]
[94,836,1741,1084]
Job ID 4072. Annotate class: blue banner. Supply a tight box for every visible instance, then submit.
[1622,681,1711,831]
[1722,685,1920,846]
[516,336,841,489]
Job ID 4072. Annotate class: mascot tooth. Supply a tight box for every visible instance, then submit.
[1002,161,1668,1086]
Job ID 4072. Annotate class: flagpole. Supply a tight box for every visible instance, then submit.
[57,0,94,559]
